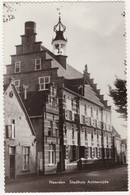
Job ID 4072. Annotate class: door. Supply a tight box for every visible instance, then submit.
[9,146,15,179]
[10,155,15,179]
[72,146,76,161]
[80,146,85,158]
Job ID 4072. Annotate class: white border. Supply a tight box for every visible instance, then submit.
[0,0,129,195]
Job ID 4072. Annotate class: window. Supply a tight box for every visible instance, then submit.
[81,115,85,124]
[14,80,20,92]
[97,131,99,141]
[9,146,15,155]
[48,121,53,136]
[67,110,72,120]
[95,147,98,158]
[91,107,93,117]
[72,125,74,139]
[89,147,92,158]
[71,98,73,108]
[86,116,91,126]
[109,149,111,158]
[91,132,93,141]
[96,109,98,120]
[23,147,29,171]
[48,144,55,165]
[39,76,50,90]
[85,129,87,140]
[52,87,55,96]
[106,113,108,122]
[55,129,58,137]
[14,61,21,73]
[35,59,41,70]
[104,148,107,158]
[55,121,59,137]
[63,95,66,102]
[6,119,15,139]
[84,104,87,114]
[99,148,102,158]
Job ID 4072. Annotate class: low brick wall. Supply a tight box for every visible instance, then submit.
[77,158,116,170]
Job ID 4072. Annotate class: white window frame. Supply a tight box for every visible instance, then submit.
[35,58,41,70]
[6,119,15,139]
[14,80,20,92]
[14,61,21,73]
[48,144,55,166]
[38,76,50,91]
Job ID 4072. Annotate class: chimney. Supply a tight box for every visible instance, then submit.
[23,85,28,99]
[25,21,36,35]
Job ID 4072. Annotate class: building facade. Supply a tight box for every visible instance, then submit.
[4,82,36,180]
[22,84,60,175]
[4,17,125,175]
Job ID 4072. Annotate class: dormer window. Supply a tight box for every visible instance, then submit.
[35,59,41,70]
[14,61,21,73]
[38,76,50,91]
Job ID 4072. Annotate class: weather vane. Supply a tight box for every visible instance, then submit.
[56,6,63,15]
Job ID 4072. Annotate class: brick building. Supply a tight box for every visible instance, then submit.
[4,81,36,180]
[22,83,60,175]
[4,16,115,174]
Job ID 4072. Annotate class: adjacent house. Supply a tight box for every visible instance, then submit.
[112,127,127,164]
[4,81,36,180]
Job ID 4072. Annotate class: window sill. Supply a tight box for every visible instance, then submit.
[22,170,30,172]
[7,138,15,140]
[48,164,54,167]
[35,69,42,71]
[14,72,21,74]
[38,89,49,91]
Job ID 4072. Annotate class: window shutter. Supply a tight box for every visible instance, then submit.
[5,125,8,138]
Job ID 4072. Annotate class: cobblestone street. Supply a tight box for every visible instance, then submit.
[5,166,128,192]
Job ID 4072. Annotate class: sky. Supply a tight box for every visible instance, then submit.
[3,1,127,139]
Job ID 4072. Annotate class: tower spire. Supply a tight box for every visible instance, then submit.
[53,12,66,33]
[52,12,67,56]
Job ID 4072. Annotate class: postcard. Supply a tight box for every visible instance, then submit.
[0,0,129,193]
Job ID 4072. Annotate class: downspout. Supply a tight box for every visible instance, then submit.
[78,97,81,159]
[101,108,105,166]
[42,99,46,175]
[59,87,65,171]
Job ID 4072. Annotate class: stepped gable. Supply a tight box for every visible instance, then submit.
[84,84,104,107]
[21,91,48,117]
[83,65,111,109]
